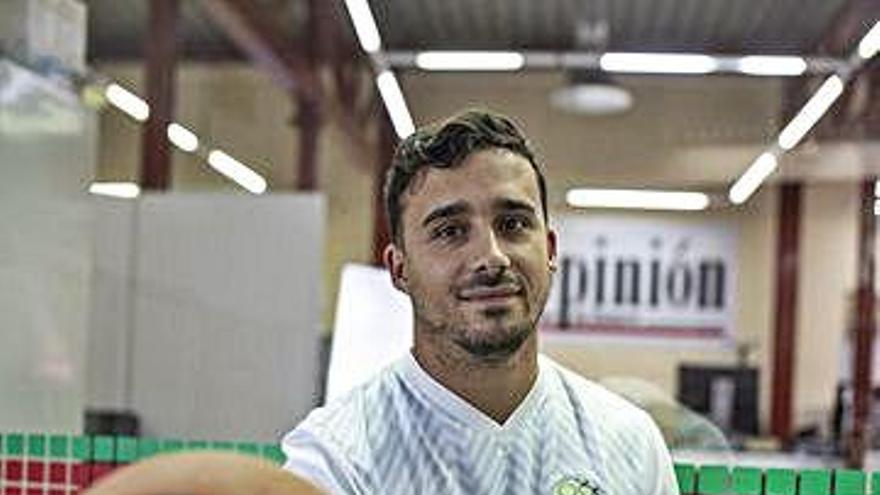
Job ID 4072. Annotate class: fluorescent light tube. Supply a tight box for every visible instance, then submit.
[858,21,880,60]
[600,52,719,74]
[207,150,268,194]
[875,199,880,216]
[736,56,807,76]
[729,152,778,204]
[566,188,710,211]
[343,0,381,53]
[415,51,525,71]
[105,83,149,122]
[166,122,199,153]
[777,75,844,150]
[376,70,415,139]
[88,182,141,199]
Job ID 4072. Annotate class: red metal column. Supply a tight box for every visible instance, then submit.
[770,182,802,444]
[372,113,396,265]
[294,0,328,191]
[140,0,180,190]
[295,96,321,191]
[847,177,877,468]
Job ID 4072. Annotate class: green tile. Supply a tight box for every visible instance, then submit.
[261,444,285,465]
[93,435,115,462]
[871,472,880,495]
[137,438,159,459]
[698,465,729,494]
[72,436,92,461]
[49,435,69,459]
[766,468,796,495]
[186,440,209,450]
[675,464,696,494]
[5,433,24,456]
[209,441,236,451]
[835,469,866,495]
[26,434,46,457]
[799,469,831,495]
[160,439,184,453]
[236,442,260,456]
[732,467,762,495]
[115,437,138,463]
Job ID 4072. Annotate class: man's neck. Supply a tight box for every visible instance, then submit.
[412,334,539,425]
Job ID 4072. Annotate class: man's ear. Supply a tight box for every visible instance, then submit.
[547,229,558,272]
[383,243,408,293]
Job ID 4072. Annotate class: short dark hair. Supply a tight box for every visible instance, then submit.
[383,109,548,244]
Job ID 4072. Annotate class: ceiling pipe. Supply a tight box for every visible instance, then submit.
[384,50,850,75]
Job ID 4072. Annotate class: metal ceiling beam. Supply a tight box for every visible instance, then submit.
[196,0,319,102]
[817,0,879,56]
[811,0,880,139]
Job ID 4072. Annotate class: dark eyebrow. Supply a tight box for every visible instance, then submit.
[421,201,472,228]
[494,198,538,216]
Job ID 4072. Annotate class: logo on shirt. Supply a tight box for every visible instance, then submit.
[552,476,605,495]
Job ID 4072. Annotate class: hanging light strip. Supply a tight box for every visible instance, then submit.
[727,20,879,205]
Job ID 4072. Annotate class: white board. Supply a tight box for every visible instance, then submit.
[88,193,325,442]
[324,264,412,402]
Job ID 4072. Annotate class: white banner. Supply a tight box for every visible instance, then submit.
[541,215,737,339]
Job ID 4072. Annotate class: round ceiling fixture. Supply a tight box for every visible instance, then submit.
[550,70,633,116]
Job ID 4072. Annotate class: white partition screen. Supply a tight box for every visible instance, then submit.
[88,193,325,441]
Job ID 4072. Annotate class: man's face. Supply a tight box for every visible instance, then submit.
[385,148,557,360]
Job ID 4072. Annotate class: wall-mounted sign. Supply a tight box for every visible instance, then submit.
[541,215,737,339]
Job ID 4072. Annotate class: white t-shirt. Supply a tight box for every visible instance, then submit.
[282,353,679,495]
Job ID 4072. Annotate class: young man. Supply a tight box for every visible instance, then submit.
[282,110,679,494]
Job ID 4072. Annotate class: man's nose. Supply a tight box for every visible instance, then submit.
[471,228,511,273]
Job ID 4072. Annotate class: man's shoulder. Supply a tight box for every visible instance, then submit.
[540,354,656,428]
[285,357,406,455]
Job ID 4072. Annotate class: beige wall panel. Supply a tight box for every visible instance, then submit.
[795,183,859,431]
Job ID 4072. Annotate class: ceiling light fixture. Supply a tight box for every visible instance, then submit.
[207,150,267,194]
[104,83,149,122]
[343,0,382,54]
[858,21,880,60]
[777,74,844,150]
[550,70,633,115]
[728,152,778,204]
[376,70,415,138]
[736,56,807,76]
[88,182,141,199]
[566,188,710,211]
[599,52,719,74]
[415,51,525,71]
[166,122,199,153]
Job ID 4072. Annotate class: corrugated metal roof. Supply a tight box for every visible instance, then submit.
[84,0,853,61]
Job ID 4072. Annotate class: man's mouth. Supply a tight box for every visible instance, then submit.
[457,284,522,301]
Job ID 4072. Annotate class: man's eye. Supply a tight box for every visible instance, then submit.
[499,216,531,233]
[432,224,466,240]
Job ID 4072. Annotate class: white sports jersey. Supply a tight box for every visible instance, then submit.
[282,353,678,495]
